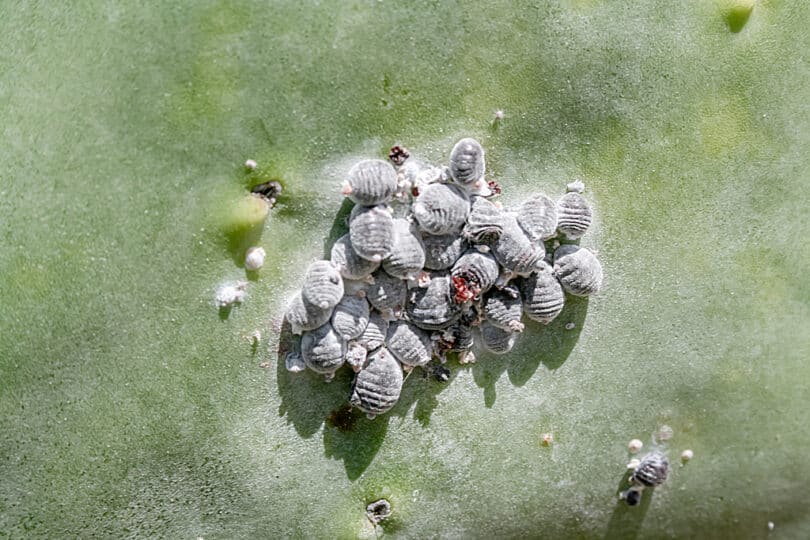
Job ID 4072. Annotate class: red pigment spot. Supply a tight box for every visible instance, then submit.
[411,185,420,197]
[452,276,477,304]
[487,180,502,196]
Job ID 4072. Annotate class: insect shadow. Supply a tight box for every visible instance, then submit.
[471,294,588,407]
[603,469,653,539]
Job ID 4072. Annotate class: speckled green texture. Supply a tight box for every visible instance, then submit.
[2,1,809,538]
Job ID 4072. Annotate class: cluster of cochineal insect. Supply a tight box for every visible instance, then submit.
[283,137,603,419]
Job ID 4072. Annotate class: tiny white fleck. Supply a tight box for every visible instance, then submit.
[494,109,505,120]
[564,322,576,330]
[627,458,641,470]
[244,246,266,271]
[628,439,643,454]
[681,449,694,462]
[768,521,775,531]
[566,179,585,193]
[245,159,257,170]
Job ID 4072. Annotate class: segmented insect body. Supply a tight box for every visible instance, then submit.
[631,451,669,487]
[406,273,462,330]
[301,261,344,310]
[450,250,500,302]
[349,204,395,262]
[331,234,380,280]
[491,213,544,276]
[365,270,407,314]
[412,182,470,235]
[344,159,398,206]
[386,320,433,367]
[356,311,389,351]
[285,292,333,335]
[382,219,426,279]
[350,347,404,418]
[553,245,603,296]
[556,191,592,240]
[516,194,558,242]
[519,263,565,323]
[422,234,467,271]
[463,197,504,244]
[448,137,485,186]
[479,320,517,354]
[331,295,370,341]
[482,285,525,332]
[301,323,346,377]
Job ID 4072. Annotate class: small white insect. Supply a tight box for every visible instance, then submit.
[494,109,505,121]
[628,439,644,454]
[556,186,592,240]
[564,322,576,330]
[448,137,486,186]
[244,158,257,170]
[215,281,247,308]
[768,522,775,531]
[681,449,694,462]
[244,246,266,271]
[626,458,641,470]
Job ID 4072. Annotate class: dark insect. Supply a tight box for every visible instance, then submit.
[631,451,669,487]
[624,489,642,506]
[487,180,502,196]
[426,364,451,382]
[388,145,410,166]
[251,181,283,205]
[367,499,392,524]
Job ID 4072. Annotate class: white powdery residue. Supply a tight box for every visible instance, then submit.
[215,281,247,308]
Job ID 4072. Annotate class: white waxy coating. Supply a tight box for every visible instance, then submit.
[386,320,433,367]
[284,292,334,335]
[301,260,344,310]
[422,233,467,270]
[681,449,694,462]
[350,347,404,417]
[553,245,603,297]
[349,204,395,262]
[330,295,370,341]
[345,342,368,372]
[482,285,524,332]
[464,196,504,245]
[628,439,644,454]
[366,270,407,314]
[406,273,462,330]
[215,281,247,308]
[449,137,485,186]
[244,246,266,271]
[451,250,500,294]
[382,219,426,279]
[331,234,380,279]
[479,320,517,354]
[412,182,470,235]
[301,323,346,376]
[556,191,592,240]
[356,310,389,351]
[344,159,398,205]
[491,213,544,276]
[520,263,565,324]
[516,194,558,242]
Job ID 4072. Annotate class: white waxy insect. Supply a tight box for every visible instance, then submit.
[482,285,525,332]
[344,341,368,372]
[448,137,485,186]
[520,262,565,323]
[491,213,544,277]
[556,186,592,240]
[301,323,346,380]
[331,234,380,279]
[365,270,407,316]
[450,250,500,301]
[215,281,247,308]
[382,219,426,279]
[412,182,470,235]
[244,158,257,170]
[330,295,370,341]
[422,233,467,271]
[350,347,404,419]
[284,292,333,335]
[463,196,504,245]
[386,320,433,368]
[553,245,603,297]
[343,159,398,206]
[356,310,389,351]
[349,204,395,262]
[681,449,694,462]
[301,260,344,310]
[244,246,266,271]
[406,273,462,330]
[516,194,558,242]
[631,451,670,487]
[628,439,644,454]
[479,320,517,354]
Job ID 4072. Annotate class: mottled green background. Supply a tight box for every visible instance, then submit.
[2,0,809,538]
